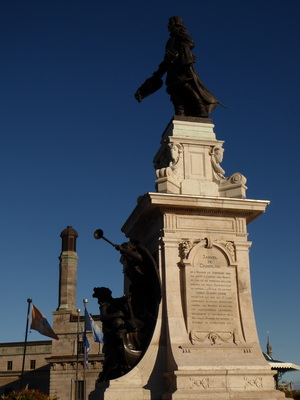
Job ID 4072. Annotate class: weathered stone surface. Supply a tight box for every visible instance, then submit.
[100,120,284,399]
[154,117,247,198]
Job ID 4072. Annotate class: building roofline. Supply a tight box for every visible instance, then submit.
[0,340,52,347]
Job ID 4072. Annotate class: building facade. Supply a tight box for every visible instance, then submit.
[0,341,51,396]
[0,227,103,399]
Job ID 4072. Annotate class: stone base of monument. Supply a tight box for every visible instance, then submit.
[96,119,284,400]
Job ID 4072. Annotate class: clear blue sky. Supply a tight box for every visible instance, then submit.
[1,0,300,385]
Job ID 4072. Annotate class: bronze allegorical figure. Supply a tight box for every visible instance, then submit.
[93,230,161,382]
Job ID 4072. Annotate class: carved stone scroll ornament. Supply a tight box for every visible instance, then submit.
[190,330,236,345]
[204,236,213,249]
[179,237,211,260]
[228,172,247,186]
[156,166,173,179]
[210,145,247,198]
[225,241,236,261]
[244,377,263,389]
[214,240,236,262]
[190,377,210,389]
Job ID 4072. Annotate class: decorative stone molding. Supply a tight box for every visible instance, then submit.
[244,376,263,389]
[179,240,193,259]
[179,237,214,261]
[210,144,248,198]
[179,238,235,263]
[153,120,249,198]
[204,236,213,249]
[155,141,184,193]
[156,166,172,179]
[229,172,247,186]
[215,240,236,262]
[178,346,191,353]
[190,330,236,345]
[210,145,226,180]
[169,142,183,169]
[190,377,210,389]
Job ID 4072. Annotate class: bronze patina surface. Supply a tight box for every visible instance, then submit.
[135,16,224,117]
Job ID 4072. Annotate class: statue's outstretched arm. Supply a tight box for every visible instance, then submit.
[115,244,143,263]
[134,61,167,102]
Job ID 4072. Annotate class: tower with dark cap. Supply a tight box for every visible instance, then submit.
[57,226,78,311]
[48,227,103,400]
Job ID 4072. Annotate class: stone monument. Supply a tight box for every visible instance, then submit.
[95,117,285,400]
[94,17,284,400]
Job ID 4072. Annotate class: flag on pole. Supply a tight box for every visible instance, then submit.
[30,304,59,340]
[82,330,90,367]
[84,308,103,344]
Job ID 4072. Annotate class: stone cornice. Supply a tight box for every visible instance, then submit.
[122,192,270,237]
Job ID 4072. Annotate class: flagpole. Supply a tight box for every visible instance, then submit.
[75,308,81,400]
[20,298,32,390]
[83,299,88,400]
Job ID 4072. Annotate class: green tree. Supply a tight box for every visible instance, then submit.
[1,387,58,400]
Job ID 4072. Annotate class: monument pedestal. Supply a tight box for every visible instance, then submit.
[99,119,284,400]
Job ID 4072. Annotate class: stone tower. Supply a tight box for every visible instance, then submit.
[57,226,78,311]
[49,226,103,400]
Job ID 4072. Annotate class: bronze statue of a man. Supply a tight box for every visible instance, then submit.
[135,16,223,117]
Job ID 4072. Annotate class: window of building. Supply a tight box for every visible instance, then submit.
[78,341,84,355]
[76,380,84,400]
[30,360,36,369]
[7,361,13,370]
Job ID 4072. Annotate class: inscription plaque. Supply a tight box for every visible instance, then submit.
[184,244,240,341]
